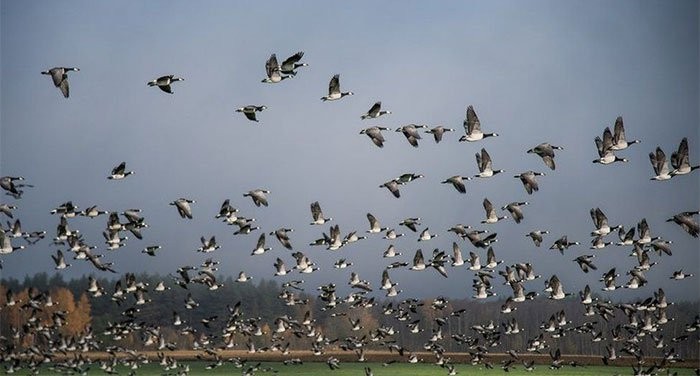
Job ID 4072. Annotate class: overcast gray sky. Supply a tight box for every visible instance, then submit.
[1,1,698,301]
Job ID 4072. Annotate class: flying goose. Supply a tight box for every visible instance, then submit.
[450,242,464,266]
[573,254,597,273]
[251,233,271,255]
[593,129,628,164]
[670,137,699,176]
[236,105,267,122]
[549,235,579,254]
[270,228,294,250]
[147,75,184,94]
[383,228,404,240]
[409,249,426,270]
[81,205,109,218]
[590,235,612,249]
[481,198,507,224]
[425,126,454,143]
[142,245,161,256]
[321,74,353,101]
[459,105,498,142]
[610,116,640,150]
[41,67,79,98]
[527,143,563,170]
[326,224,343,250]
[379,179,402,198]
[361,101,391,119]
[417,227,437,241]
[546,275,571,300]
[279,51,308,76]
[526,230,548,247]
[383,244,402,258]
[475,148,504,178]
[590,207,620,236]
[649,147,672,180]
[666,210,699,237]
[485,247,503,269]
[396,124,427,147]
[310,201,332,225]
[399,217,421,232]
[0,176,25,196]
[366,213,387,233]
[197,236,220,253]
[108,162,134,180]
[261,54,291,83]
[244,189,270,207]
[359,126,389,148]
[670,270,694,280]
[51,249,70,270]
[170,198,195,219]
[514,171,544,194]
[441,175,471,194]
[502,202,528,223]
[236,271,252,283]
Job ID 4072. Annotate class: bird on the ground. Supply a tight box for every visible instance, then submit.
[42,67,79,98]
[147,75,184,94]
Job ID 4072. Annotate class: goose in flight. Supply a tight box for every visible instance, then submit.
[459,105,498,142]
[441,175,471,194]
[425,126,454,143]
[236,105,267,122]
[271,228,294,250]
[108,162,134,180]
[310,201,332,225]
[610,116,640,150]
[379,179,401,198]
[1,176,26,196]
[649,147,672,180]
[321,74,353,101]
[251,233,271,255]
[515,170,545,195]
[670,137,699,176]
[360,126,389,148]
[502,202,528,223]
[590,207,620,236]
[481,198,507,224]
[593,129,627,165]
[147,75,184,94]
[279,51,309,76]
[549,235,579,254]
[527,143,563,170]
[361,101,391,119]
[262,54,291,83]
[41,67,79,98]
[366,213,387,234]
[396,124,427,147]
[170,198,195,219]
[526,230,548,247]
[244,189,270,207]
[666,210,699,238]
[475,148,504,178]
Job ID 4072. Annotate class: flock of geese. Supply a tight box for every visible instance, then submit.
[0,49,698,376]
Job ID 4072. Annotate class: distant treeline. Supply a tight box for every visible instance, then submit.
[1,272,698,361]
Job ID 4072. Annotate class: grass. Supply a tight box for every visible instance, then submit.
[12,361,698,375]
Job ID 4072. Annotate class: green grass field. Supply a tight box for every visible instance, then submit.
[11,361,697,375]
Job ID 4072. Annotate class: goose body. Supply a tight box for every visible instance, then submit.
[360,126,389,148]
[527,143,563,170]
[279,51,308,76]
[262,54,291,83]
[321,74,353,101]
[147,75,184,94]
[236,105,267,122]
[42,67,79,98]
[459,105,498,142]
[361,101,391,119]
